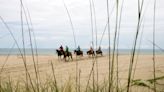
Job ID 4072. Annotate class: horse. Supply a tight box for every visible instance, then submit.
[96,50,103,56]
[87,50,95,57]
[56,49,73,61]
[63,51,73,61]
[74,50,83,56]
[56,49,64,60]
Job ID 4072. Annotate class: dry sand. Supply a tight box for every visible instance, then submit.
[0,54,164,91]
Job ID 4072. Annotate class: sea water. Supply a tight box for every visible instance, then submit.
[0,48,163,55]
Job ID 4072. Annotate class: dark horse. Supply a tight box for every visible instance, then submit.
[56,49,73,61]
[74,50,83,56]
[87,50,95,57]
[63,51,73,61]
[56,49,64,59]
[96,50,103,56]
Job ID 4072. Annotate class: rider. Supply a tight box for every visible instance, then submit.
[90,46,93,52]
[77,45,81,52]
[59,45,64,52]
[97,46,101,52]
[65,46,69,54]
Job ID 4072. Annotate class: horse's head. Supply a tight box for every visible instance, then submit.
[56,49,59,53]
[56,49,64,56]
[87,51,89,55]
[74,50,77,54]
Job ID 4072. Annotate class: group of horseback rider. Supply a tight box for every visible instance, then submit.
[58,45,102,56]
[56,45,103,61]
[59,45,79,54]
[59,45,81,54]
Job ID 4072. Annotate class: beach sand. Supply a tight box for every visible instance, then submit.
[0,54,164,91]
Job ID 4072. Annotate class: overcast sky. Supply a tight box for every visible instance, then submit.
[0,0,164,49]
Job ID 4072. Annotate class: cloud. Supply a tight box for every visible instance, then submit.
[0,0,164,49]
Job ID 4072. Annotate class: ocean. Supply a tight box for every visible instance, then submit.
[0,48,163,55]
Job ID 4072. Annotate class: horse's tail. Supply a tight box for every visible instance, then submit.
[56,49,59,55]
[82,51,83,56]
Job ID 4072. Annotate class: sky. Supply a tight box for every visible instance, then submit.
[0,0,164,49]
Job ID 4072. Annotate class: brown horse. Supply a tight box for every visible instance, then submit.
[63,51,73,61]
[87,50,95,57]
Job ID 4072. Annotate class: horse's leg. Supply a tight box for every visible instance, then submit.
[80,52,83,57]
[88,53,91,58]
[67,55,70,61]
[64,56,66,62]
[69,55,72,61]
[57,55,59,60]
[58,54,61,61]
[68,53,71,61]
[71,54,73,61]
[58,55,60,61]
[60,55,62,61]
[92,52,95,57]
[87,52,90,57]
[63,54,66,62]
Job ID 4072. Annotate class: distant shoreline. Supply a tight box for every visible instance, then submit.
[0,48,164,55]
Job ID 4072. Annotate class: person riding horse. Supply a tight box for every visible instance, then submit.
[77,45,81,52]
[56,45,64,59]
[90,46,93,53]
[96,46,103,56]
[87,46,95,56]
[97,46,101,53]
[64,46,73,61]
[74,45,83,56]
